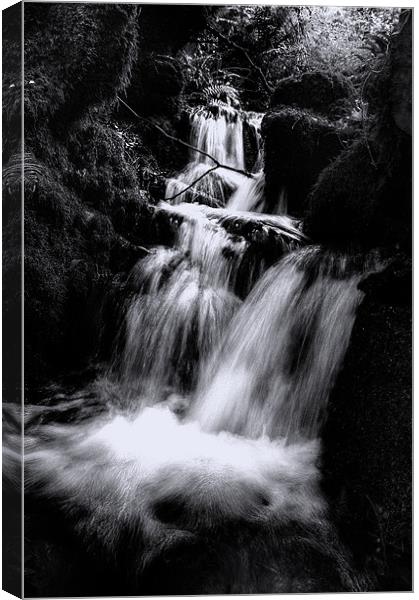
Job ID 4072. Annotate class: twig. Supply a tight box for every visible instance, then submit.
[208,24,274,95]
[116,96,253,179]
[164,166,219,201]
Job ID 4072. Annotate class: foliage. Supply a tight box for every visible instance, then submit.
[300,8,400,83]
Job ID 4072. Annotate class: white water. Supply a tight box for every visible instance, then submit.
[117,209,245,400]
[116,200,304,403]
[22,405,324,544]
[165,107,247,206]
[165,102,276,213]
[192,247,375,441]
[166,105,286,214]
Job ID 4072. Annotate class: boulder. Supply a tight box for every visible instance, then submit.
[304,11,412,249]
[304,130,411,249]
[271,71,352,117]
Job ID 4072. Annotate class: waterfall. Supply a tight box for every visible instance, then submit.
[114,200,304,404]
[115,219,244,403]
[165,106,247,206]
[191,247,379,441]
[165,103,274,213]
[15,89,382,594]
[165,101,284,214]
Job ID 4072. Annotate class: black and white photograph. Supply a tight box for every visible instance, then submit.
[2,2,412,596]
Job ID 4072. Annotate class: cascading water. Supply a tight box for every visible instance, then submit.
[114,197,304,405]
[191,247,379,441]
[165,104,247,206]
[12,89,381,593]
[115,206,246,402]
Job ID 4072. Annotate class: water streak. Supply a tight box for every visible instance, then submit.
[115,204,249,401]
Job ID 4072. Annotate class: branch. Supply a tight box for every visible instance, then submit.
[208,24,274,95]
[164,166,219,202]
[116,96,253,178]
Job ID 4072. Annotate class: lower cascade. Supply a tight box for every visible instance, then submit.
[9,97,384,593]
[192,247,378,441]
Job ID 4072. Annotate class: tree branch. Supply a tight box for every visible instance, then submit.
[164,166,219,202]
[116,96,254,178]
[207,24,274,95]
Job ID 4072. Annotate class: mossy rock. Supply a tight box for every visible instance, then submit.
[23,3,140,126]
[270,71,352,117]
[262,107,353,216]
[2,2,23,162]
[304,132,411,249]
[22,157,152,385]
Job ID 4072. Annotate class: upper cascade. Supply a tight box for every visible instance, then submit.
[165,103,286,214]
[165,106,246,207]
[165,86,282,213]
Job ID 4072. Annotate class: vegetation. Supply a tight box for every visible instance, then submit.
[179,7,400,111]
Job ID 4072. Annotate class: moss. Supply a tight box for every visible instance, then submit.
[23,3,140,127]
[304,128,411,249]
[270,71,353,117]
[3,182,22,401]
[21,96,157,382]
[65,114,145,211]
[2,3,22,162]
[262,107,354,216]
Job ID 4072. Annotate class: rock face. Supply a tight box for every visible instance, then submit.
[303,132,411,248]
[390,10,412,136]
[322,256,412,590]
[313,11,412,590]
[262,107,353,216]
[270,71,352,118]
